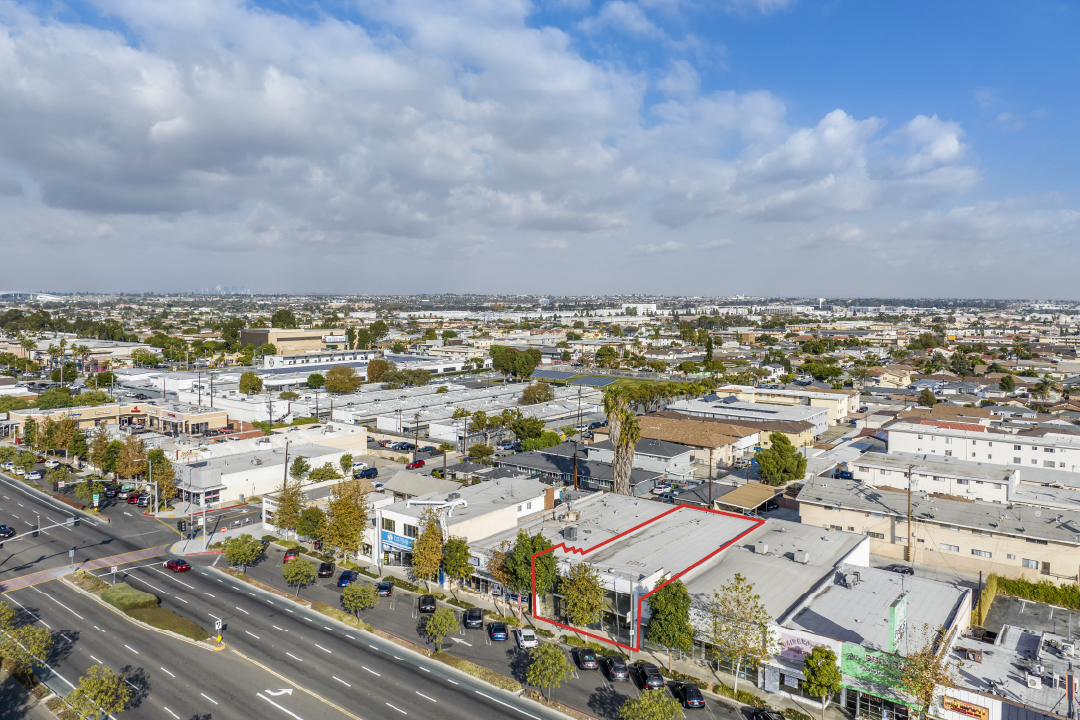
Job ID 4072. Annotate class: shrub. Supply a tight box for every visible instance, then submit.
[431,653,521,692]
[126,607,209,641]
[385,576,423,593]
[101,583,158,612]
[311,601,374,633]
[535,628,555,638]
[783,709,814,720]
[975,573,998,626]
[992,574,1080,610]
[665,668,709,689]
[713,681,768,707]
[446,598,475,609]
[559,634,627,658]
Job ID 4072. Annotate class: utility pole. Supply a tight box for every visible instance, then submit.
[907,463,916,563]
[413,413,420,462]
[198,368,202,407]
[708,446,714,509]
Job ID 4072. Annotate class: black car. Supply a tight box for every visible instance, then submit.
[601,656,629,681]
[355,467,379,480]
[752,710,785,720]
[576,648,599,670]
[376,581,393,597]
[418,594,437,613]
[464,608,484,629]
[635,662,665,690]
[317,562,335,578]
[0,525,15,539]
[103,486,117,498]
[883,564,915,576]
[418,446,436,454]
[675,682,706,708]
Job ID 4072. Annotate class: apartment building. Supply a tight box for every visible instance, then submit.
[888,422,1080,472]
[714,385,857,425]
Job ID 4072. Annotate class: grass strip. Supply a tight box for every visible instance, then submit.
[431,652,522,692]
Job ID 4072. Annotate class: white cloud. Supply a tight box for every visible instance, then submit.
[580,1,664,37]
[724,0,793,15]
[634,240,683,254]
[657,60,700,97]
[697,238,733,249]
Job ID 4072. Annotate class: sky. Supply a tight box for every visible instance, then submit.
[0,0,1078,297]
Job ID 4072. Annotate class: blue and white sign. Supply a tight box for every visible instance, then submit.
[381,529,414,551]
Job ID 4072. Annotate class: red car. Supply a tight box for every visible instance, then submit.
[126,494,141,504]
[283,548,299,563]
[164,559,191,572]
[406,460,425,470]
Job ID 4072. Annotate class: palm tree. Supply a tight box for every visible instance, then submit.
[46,344,61,371]
[613,409,640,495]
[1034,375,1060,401]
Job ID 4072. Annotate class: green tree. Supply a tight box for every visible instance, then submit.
[325,366,362,394]
[754,432,807,486]
[342,584,378,616]
[307,462,342,482]
[0,600,54,678]
[273,476,304,540]
[918,388,937,407]
[1034,374,1060,400]
[411,508,444,587]
[290,456,311,480]
[618,689,682,720]
[21,417,37,451]
[424,607,457,653]
[147,448,177,506]
[895,624,960,720]
[647,578,694,671]
[102,440,122,475]
[506,531,557,613]
[338,453,353,477]
[999,374,1016,393]
[366,357,393,382]
[802,645,843,720]
[283,559,317,596]
[296,507,328,544]
[422,328,438,341]
[239,371,263,395]
[595,345,619,367]
[15,452,36,476]
[442,330,458,340]
[510,415,544,441]
[442,537,473,592]
[522,431,561,452]
[467,443,495,462]
[391,341,407,354]
[280,391,299,401]
[526,643,573,700]
[307,373,325,388]
[519,381,555,406]
[561,562,604,629]
[74,476,105,503]
[325,476,370,559]
[66,665,132,720]
[222,533,264,573]
[707,573,771,693]
[271,309,299,328]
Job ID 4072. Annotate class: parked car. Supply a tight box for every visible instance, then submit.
[418,446,436,454]
[752,710,785,720]
[337,570,358,587]
[515,628,538,649]
[576,648,599,670]
[137,495,150,507]
[418,594,436,613]
[43,460,59,469]
[317,562,335,578]
[350,461,368,470]
[0,461,12,470]
[464,607,483,629]
[488,622,508,641]
[283,548,299,564]
[834,471,854,480]
[376,581,393,597]
[405,460,425,470]
[634,662,665,690]
[355,467,379,480]
[0,525,15,539]
[26,471,43,481]
[883,564,915,576]
[675,682,706,708]
[164,559,191,572]
[378,440,393,447]
[601,656,629,681]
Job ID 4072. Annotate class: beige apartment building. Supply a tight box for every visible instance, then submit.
[238,328,348,354]
[713,385,857,425]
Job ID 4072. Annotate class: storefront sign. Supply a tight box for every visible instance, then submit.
[943,696,989,720]
[780,633,818,660]
[841,643,907,687]
[783,674,801,689]
[381,529,414,550]
[776,629,842,661]
[889,593,907,653]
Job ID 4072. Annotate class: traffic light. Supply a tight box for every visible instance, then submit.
[32,525,38,538]
[178,520,188,533]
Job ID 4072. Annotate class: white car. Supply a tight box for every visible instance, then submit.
[351,461,368,470]
[515,628,538,649]
[14,468,25,476]
[26,470,42,480]
[44,460,59,469]
[1,462,13,470]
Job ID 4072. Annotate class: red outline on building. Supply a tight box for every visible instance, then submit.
[530,503,764,652]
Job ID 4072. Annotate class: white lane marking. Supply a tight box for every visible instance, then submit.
[362,666,380,676]
[17,503,22,507]
[90,655,102,664]
[266,600,274,605]
[125,680,138,690]
[6,596,50,628]
[324,626,332,631]
[246,631,260,639]
[165,707,180,719]
[303,617,311,622]
[151,567,195,589]
[385,703,406,715]
[286,653,303,662]
[315,644,331,654]
[124,512,132,516]
[394,656,402,661]
[160,667,175,678]
[416,692,436,703]
[333,676,351,687]
[205,593,216,597]
[207,613,221,621]
[258,693,305,720]
[43,594,84,620]
[201,692,218,705]
[286,609,293,613]
[446,679,458,685]
[272,625,286,632]
[93,626,101,631]
[419,667,430,673]
[346,635,355,640]
[235,606,250,615]
[174,596,189,604]
[369,645,378,650]
[475,691,540,719]
[124,645,139,655]
[123,574,166,594]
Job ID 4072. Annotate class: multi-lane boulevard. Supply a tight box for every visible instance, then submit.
[0,470,737,720]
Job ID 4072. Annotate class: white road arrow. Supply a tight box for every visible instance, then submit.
[450,637,472,646]
[265,689,294,697]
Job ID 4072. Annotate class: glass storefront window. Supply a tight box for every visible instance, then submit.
[845,691,909,720]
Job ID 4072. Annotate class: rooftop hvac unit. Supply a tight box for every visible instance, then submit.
[1064,643,1075,657]
[754,541,769,554]
[448,492,461,501]
[793,551,810,565]
[564,526,578,541]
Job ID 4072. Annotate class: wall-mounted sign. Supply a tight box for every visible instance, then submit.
[322,335,347,344]
[943,696,989,720]
[381,529,414,550]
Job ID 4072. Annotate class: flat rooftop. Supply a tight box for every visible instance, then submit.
[384,478,551,523]
[786,563,969,651]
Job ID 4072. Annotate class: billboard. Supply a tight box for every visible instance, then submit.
[943,696,989,720]
[322,335,347,344]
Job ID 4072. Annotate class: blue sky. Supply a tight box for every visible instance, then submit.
[0,0,1077,296]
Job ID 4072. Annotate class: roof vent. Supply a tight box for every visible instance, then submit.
[793,551,810,564]
[754,541,769,554]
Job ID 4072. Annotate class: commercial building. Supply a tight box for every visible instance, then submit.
[5,401,228,436]
[238,328,348,354]
[258,349,379,374]
[495,443,663,495]
[715,385,859,425]
[667,397,829,438]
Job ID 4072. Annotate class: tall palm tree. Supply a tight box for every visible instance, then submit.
[1034,375,1060,401]
[603,388,629,492]
[613,409,640,495]
[46,344,61,370]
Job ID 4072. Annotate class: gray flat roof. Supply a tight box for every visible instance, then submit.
[786,563,969,651]
[588,437,694,459]
[383,477,551,523]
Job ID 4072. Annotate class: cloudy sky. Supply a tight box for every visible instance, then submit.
[1,0,1077,297]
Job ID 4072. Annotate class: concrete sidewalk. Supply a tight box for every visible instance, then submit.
[0,669,54,720]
